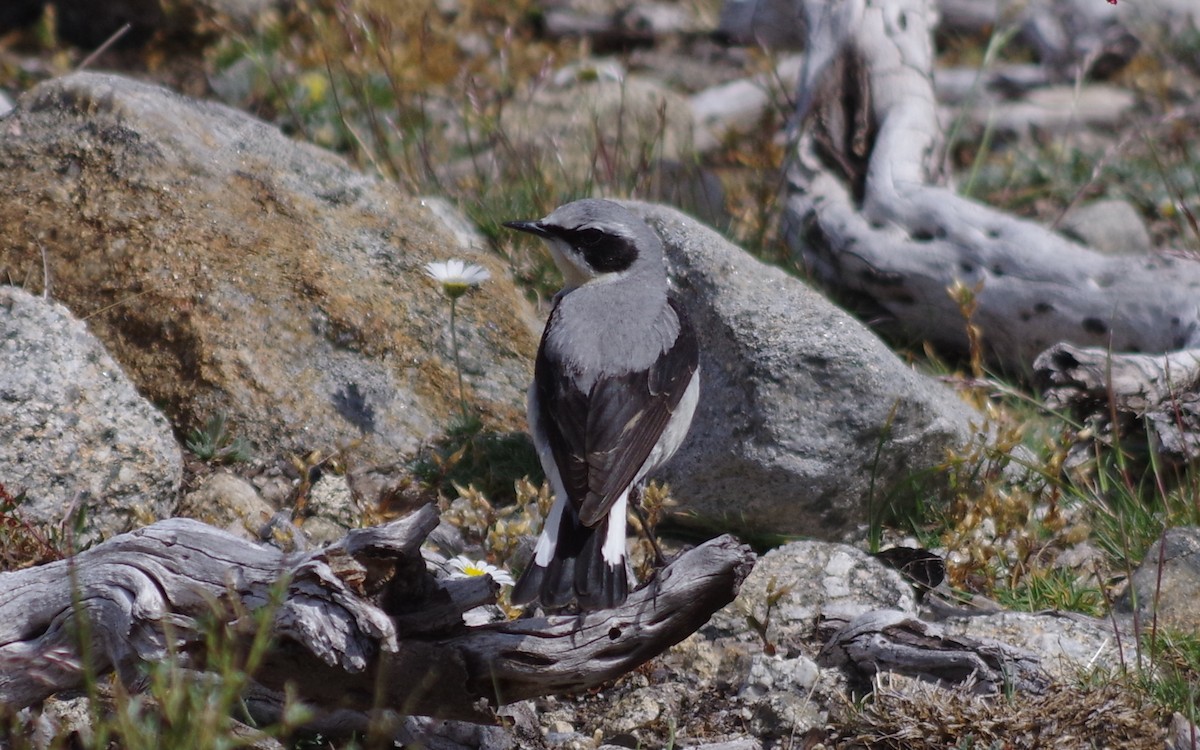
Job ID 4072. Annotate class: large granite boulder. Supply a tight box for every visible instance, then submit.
[0,286,181,545]
[633,203,983,539]
[0,72,540,466]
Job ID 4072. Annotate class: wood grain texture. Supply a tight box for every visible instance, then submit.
[1036,343,1200,463]
[818,609,1049,695]
[0,505,754,724]
[783,0,1200,373]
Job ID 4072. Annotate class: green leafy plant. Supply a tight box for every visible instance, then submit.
[410,411,541,505]
[745,576,793,657]
[994,566,1105,616]
[185,412,253,464]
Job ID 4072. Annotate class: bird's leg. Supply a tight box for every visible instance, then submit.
[628,484,667,568]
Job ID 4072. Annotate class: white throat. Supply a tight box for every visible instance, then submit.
[545,237,595,289]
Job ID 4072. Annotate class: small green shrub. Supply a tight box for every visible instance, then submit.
[185,412,253,464]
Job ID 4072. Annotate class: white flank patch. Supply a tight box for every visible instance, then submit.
[534,495,566,566]
[528,378,572,569]
[602,492,628,565]
[636,369,700,484]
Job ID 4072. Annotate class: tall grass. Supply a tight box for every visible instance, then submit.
[922,378,1200,725]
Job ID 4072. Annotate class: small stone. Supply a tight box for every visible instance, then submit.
[665,634,748,686]
[304,474,360,529]
[1060,199,1152,255]
[604,686,672,733]
[31,694,94,749]
[300,516,349,547]
[717,0,806,48]
[254,473,294,508]
[740,653,821,699]
[178,472,273,540]
[547,720,575,734]
[746,692,823,739]
[1117,527,1200,637]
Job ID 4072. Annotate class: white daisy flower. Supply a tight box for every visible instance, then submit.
[425,259,491,299]
[447,555,515,587]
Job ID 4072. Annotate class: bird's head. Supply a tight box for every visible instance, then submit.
[504,199,664,290]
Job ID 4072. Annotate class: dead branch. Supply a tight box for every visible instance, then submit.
[817,609,1049,695]
[782,0,1200,374]
[1035,343,1200,464]
[0,506,754,725]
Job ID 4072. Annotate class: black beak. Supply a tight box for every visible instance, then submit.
[503,220,552,238]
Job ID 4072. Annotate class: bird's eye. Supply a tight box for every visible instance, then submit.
[573,228,607,248]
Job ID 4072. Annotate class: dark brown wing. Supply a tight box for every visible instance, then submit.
[535,298,698,528]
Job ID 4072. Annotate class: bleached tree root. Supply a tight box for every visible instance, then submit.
[782,0,1200,374]
[0,505,755,724]
[818,609,1049,695]
[1035,343,1200,464]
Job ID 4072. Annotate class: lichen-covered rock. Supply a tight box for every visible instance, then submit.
[0,72,539,467]
[1117,526,1200,637]
[712,540,917,646]
[0,286,181,545]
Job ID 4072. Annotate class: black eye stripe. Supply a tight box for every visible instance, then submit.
[574,228,607,247]
[565,227,638,272]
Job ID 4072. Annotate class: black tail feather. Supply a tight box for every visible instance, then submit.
[512,504,628,611]
[577,518,628,610]
[542,554,577,608]
[510,560,543,606]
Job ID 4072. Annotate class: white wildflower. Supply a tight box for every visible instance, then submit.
[424,259,491,299]
[447,555,515,587]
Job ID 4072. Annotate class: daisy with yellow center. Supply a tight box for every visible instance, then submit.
[447,555,515,587]
[425,260,491,299]
[424,259,491,418]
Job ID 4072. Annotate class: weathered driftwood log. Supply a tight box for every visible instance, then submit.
[939,0,1140,81]
[781,0,1200,374]
[817,609,1049,695]
[1035,343,1200,464]
[0,505,755,724]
